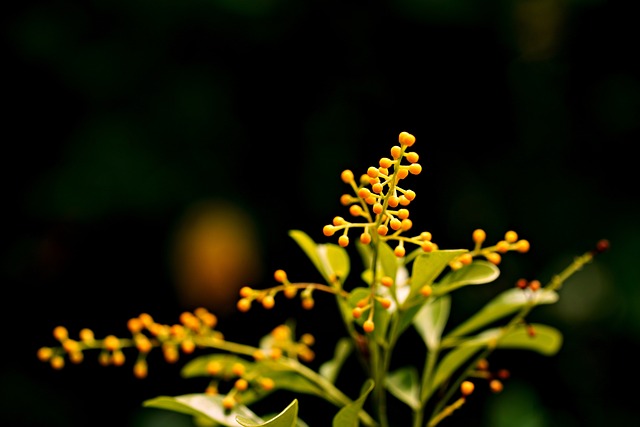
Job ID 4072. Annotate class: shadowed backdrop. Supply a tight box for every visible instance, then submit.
[2,1,639,426]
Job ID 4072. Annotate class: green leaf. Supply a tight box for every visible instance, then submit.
[434,261,500,295]
[406,250,467,305]
[445,288,559,340]
[332,379,375,427]
[497,323,563,356]
[236,399,298,427]
[261,370,325,397]
[413,295,451,351]
[143,394,263,427]
[377,241,398,283]
[288,230,349,283]
[355,241,396,280]
[320,337,354,384]
[385,366,420,410]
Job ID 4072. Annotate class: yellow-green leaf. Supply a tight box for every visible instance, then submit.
[434,260,500,295]
[143,394,263,427]
[236,399,298,427]
[445,288,558,340]
[385,366,420,410]
[332,379,375,427]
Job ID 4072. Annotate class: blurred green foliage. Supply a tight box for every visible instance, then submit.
[2,0,638,426]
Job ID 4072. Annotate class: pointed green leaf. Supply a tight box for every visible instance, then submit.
[261,370,325,397]
[434,261,500,295]
[356,241,396,280]
[413,295,451,351]
[406,250,467,304]
[445,288,559,340]
[236,399,298,427]
[385,366,420,410]
[497,323,563,356]
[143,394,263,427]
[332,379,375,427]
[320,337,354,384]
[377,241,398,282]
[289,230,325,277]
[396,303,424,337]
[322,243,351,282]
[288,230,349,283]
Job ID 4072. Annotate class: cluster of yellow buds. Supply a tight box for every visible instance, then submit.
[322,131,437,257]
[202,324,314,409]
[236,268,347,313]
[37,307,220,379]
[448,228,531,271]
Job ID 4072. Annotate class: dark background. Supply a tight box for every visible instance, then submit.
[2,0,639,426]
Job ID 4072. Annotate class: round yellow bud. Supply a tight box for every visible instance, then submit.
[323,224,335,236]
[420,285,432,297]
[341,170,354,183]
[262,295,275,309]
[333,216,345,226]
[127,318,144,334]
[406,152,419,163]
[104,335,120,351]
[379,157,392,169]
[232,362,245,376]
[222,395,236,410]
[485,252,502,265]
[235,378,249,391]
[50,356,64,370]
[472,229,486,244]
[460,380,475,396]
[260,378,275,391]
[207,361,222,375]
[360,232,372,245]
[398,131,416,146]
[363,320,375,333]
[349,205,363,217]
[237,298,252,312]
[504,230,518,243]
[516,239,530,253]
[394,245,406,257]
[409,163,422,175]
[53,326,68,342]
[338,235,349,247]
[79,328,95,343]
[37,347,53,362]
[302,298,314,310]
[133,360,148,379]
[489,379,503,393]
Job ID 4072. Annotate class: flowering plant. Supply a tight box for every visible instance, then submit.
[38,131,608,427]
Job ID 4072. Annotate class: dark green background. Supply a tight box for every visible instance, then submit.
[2,1,639,426]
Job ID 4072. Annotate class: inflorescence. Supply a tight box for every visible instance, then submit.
[37,309,315,409]
[234,132,531,334]
[37,130,610,422]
